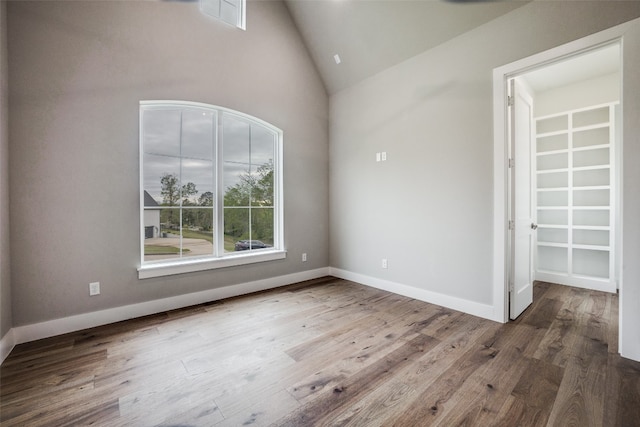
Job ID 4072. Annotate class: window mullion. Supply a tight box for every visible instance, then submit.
[248,124,252,247]
[140,101,282,273]
[216,112,225,257]
[212,111,219,258]
[179,111,184,258]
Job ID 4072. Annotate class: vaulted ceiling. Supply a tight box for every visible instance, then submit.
[284,0,531,94]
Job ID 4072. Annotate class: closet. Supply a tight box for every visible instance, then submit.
[534,102,617,292]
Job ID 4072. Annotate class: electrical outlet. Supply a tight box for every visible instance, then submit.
[302,253,307,262]
[89,282,100,296]
[382,259,388,269]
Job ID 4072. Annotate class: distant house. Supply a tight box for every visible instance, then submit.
[143,191,160,238]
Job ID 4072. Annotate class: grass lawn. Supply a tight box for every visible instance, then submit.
[224,235,237,252]
[144,245,190,255]
[180,228,213,243]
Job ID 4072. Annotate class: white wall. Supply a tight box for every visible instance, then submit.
[330,0,640,360]
[620,19,640,361]
[535,72,620,118]
[7,1,329,328]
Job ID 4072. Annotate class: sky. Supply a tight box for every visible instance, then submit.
[142,105,275,206]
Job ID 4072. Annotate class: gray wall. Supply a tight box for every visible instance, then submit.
[1,0,11,339]
[7,0,329,326]
[329,2,640,355]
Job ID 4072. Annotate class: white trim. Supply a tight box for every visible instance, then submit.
[535,271,616,293]
[199,0,246,31]
[139,100,285,279]
[493,23,632,325]
[138,250,287,279]
[493,66,510,323]
[0,329,15,365]
[10,267,330,346]
[330,268,499,322]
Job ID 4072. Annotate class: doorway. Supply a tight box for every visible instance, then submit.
[508,43,621,319]
[492,33,624,327]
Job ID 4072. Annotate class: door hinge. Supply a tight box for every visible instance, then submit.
[508,220,515,230]
[507,95,514,107]
[508,158,515,168]
[509,282,515,292]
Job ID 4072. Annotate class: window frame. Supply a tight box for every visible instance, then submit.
[138,100,285,279]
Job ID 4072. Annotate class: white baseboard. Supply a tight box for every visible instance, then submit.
[3,266,500,364]
[535,272,617,294]
[9,267,331,349]
[330,267,499,322]
[0,328,15,365]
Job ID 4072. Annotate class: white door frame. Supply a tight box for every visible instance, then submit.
[492,28,624,325]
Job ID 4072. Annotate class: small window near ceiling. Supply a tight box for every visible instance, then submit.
[139,101,284,279]
[200,0,246,30]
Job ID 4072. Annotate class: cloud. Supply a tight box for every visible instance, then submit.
[142,105,275,204]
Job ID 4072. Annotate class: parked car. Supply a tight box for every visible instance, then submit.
[234,240,272,251]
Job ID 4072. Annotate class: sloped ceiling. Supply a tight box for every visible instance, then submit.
[284,0,531,95]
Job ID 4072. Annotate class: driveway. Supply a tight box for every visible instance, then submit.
[144,236,214,260]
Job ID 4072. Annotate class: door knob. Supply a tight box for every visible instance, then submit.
[531,223,538,230]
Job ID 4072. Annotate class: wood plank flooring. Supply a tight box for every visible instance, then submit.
[1,277,639,426]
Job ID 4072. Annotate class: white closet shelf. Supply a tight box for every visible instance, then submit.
[537,149,569,156]
[537,269,569,276]
[573,225,610,231]
[537,168,569,174]
[572,206,610,210]
[573,143,610,152]
[537,187,569,192]
[570,274,611,282]
[572,122,610,132]
[534,101,617,291]
[537,242,568,248]
[573,185,610,191]
[536,130,568,138]
[573,244,610,251]
[573,165,610,172]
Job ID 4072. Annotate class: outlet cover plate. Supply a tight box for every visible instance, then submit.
[89,282,100,296]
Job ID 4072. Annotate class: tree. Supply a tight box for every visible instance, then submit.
[223,161,273,208]
[197,192,214,231]
[160,173,180,206]
[199,191,214,207]
[159,173,198,230]
[181,182,197,205]
[223,161,274,243]
[160,173,198,206]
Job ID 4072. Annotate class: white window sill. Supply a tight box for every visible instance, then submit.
[138,250,287,279]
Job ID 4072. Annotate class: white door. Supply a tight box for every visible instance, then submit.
[509,78,535,320]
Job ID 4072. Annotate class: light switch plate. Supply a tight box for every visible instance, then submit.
[89,282,100,296]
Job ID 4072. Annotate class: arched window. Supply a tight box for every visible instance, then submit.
[139,101,284,278]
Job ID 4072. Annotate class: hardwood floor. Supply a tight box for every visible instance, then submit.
[1,276,639,426]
